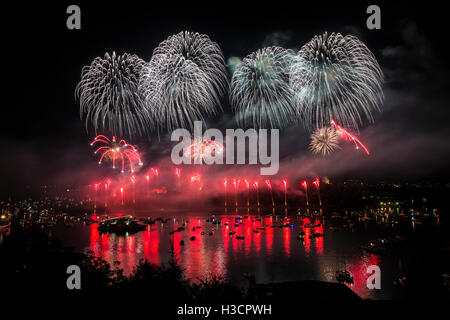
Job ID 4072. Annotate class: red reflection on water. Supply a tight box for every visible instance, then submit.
[127,234,135,252]
[265,217,273,254]
[231,218,239,253]
[303,218,311,257]
[142,228,160,265]
[283,226,291,257]
[100,233,109,257]
[244,218,252,256]
[314,224,324,255]
[90,222,99,255]
[184,219,204,280]
[222,218,230,253]
[172,223,182,255]
[254,225,261,254]
[89,222,111,262]
[210,219,226,278]
[125,235,137,272]
[142,230,150,260]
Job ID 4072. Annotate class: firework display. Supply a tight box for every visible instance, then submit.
[7,2,448,306]
[77,33,379,207]
[190,172,201,184]
[76,52,150,138]
[290,32,383,131]
[230,47,298,129]
[265,179,275,207]
[233,178,240,207]
[282,179,288,207]
[244,179,250,206]
[301,180,309,215]
[89,175,331,210]
[91,173,327,211]
[312,177,322,214]
[139,31,228,133]
[309,126,341,156]
[223,178,228,207]
[183,138,224,163]
[76,32,382,163]
[90,135,143,173]
[253,181,260,207]
[331,119,370,155]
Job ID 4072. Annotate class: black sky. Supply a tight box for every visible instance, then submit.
[2,1,450,197]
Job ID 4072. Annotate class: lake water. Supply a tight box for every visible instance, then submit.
[53,209,405,300]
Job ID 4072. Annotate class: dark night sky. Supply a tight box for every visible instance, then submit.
[2,1,450,197]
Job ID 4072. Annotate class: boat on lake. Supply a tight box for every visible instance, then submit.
[97,216,147,234]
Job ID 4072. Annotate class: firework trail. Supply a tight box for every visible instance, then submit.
[149,167,159,187]
[244,179,250,206]
[301,180,310,215]
[129,175,136,204]
[76,52,151,138]
[151,168,159,176]
[230,47,298,129]
[253,181,260,207]
[183,138,224,163]
[233,179,240,207]
[265,179,275,207]
[331,119,370,155]
[290,32,383,131]
[120,186,124,205]
[282,179,288,207]
[223,178,228,207]
[91,135,143,173]
[312,178,322,214]
[309,126,341,156]
[144,172,151,198]
[139,31,228,133]
[93,183,100,212]
[104,178,111,208]
[174,167,182,188]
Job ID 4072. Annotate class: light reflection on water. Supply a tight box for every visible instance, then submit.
[55,212,402,300]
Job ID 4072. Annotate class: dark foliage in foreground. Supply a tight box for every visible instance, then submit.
[0,227,243,301]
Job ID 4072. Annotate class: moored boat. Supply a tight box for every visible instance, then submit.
[97,216,147,234]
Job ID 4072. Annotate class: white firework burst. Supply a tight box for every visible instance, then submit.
[290,32,383,131]
[139,31,228,133]
[183,138,224,163]
[230,46,298,129]
[309,126,341,156]
[75,51,150,138]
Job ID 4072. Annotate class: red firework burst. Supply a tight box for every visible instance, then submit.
[90,135,143,173]
[331,120,370,155]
